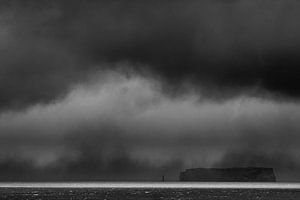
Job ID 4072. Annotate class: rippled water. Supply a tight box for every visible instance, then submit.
[0,182,299,199]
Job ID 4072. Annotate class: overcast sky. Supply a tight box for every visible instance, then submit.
[0,0,300,181]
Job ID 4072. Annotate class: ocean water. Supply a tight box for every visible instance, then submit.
[0,182,300,200]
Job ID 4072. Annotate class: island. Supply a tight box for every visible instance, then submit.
[179,167,276,182]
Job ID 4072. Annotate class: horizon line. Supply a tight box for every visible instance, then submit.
[1,182,300,189]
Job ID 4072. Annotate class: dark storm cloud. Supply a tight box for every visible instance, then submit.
[0,0,300,182]
[0,0,300,111]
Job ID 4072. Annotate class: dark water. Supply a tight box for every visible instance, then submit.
[0,188,300,200]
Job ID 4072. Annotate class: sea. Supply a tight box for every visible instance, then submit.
[0,182,300,200]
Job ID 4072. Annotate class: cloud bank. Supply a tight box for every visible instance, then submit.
[0,0,300,181]
[0,72,299,181]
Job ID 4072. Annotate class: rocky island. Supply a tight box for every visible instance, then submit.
[180,167,276,182]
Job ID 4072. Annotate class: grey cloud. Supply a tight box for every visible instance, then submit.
[0,0,299,182]
[0,0,300,112]
[0,75,299,181]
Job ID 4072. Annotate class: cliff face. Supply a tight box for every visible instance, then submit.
[180,167,276,182]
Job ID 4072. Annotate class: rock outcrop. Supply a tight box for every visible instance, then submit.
[179,167,276,182]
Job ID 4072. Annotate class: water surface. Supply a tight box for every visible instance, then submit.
[0,182,299,199]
